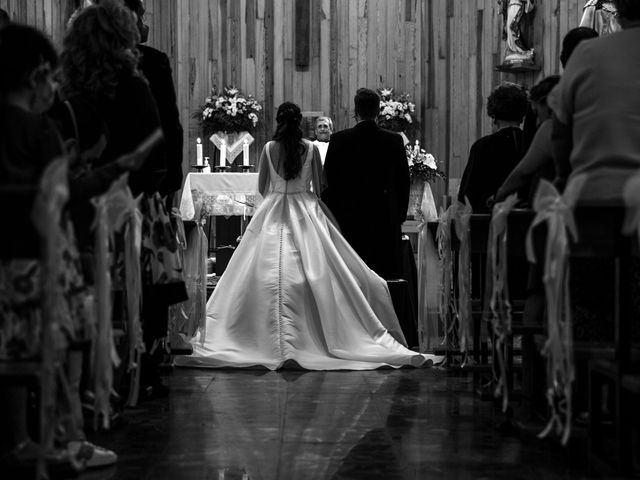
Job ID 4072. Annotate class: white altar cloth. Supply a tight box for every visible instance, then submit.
[179,173,262,220]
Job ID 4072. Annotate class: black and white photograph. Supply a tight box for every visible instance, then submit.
[0,0,639,478]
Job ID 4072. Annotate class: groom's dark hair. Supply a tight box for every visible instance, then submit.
[354,88,380,120]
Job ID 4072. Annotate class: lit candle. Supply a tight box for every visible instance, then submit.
[243,139,250,167]
[219,139,226,167]
[196,137,203,166]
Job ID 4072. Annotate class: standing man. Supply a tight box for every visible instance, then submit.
[322,88,409,280]
[123,0,183,201]
[123,0,187,398]
[312,116,333,165]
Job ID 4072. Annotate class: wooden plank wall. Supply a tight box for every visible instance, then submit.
[2,0,587,197]
[422,0,585,197]
[0,0,81,46]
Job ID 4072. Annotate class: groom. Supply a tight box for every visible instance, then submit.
[322,88,410,280]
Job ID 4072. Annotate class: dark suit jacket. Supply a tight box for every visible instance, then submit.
[97,74,162,196]
[321,120,409,279]
[138,44,184,195]
[458,126,524,213]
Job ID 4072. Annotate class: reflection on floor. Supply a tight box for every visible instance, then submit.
[83,367,598,480]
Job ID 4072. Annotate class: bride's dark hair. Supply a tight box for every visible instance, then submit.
[273,102,304,180]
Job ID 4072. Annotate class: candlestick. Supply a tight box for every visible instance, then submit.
[219,140,227,167]
[196,137,203,166]
[243,139,250,167]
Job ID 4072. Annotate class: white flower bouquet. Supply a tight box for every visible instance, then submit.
[377,87,416,132]
[199,86,262,136]
[406,140,445,183]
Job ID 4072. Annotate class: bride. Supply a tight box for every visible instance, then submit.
[177,102,436,370]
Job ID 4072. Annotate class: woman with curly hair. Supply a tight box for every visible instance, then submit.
[458,82,528,212]
[176,102,439,371]
[61,0,186,402]
[61,0,164,195]
[492,75,561,206]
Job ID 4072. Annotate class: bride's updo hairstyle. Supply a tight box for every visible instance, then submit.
[273,101,304,180]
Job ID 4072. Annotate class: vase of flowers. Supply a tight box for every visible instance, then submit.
[199,86,261,136]
[406,140,446,220]
[198,86,262,165]
[377,87,416,134]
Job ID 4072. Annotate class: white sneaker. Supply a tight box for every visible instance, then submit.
[68,441,118,468]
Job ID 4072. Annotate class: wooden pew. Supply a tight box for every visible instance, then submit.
[570,207,640,474]
[428,210,537,385]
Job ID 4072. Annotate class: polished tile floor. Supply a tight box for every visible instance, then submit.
[83,367,602,480]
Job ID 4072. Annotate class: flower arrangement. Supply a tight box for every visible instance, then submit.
[377,87,416,132]
[406,140,446,183]
[199,86,262,136]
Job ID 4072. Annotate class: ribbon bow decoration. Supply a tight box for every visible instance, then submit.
[415,186,439,352]
[436,205,458,356]
[91,174,145,421]
[452,199,473,358]
[526,175,586,445]
[482,193,518,412]
[30,155,71,477]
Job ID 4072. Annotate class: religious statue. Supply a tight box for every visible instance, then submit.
[499,0,536,67]
[580,0,620,36]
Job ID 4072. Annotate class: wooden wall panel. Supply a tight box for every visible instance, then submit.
[2,0,588,198]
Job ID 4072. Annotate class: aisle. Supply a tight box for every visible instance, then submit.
[85,368,592,480]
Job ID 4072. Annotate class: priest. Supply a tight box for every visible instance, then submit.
[312,116,333,165]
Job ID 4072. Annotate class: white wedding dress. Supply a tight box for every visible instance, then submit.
[176,140,434,370]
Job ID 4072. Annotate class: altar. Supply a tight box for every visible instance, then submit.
[179,172,262,273]
[179,172,262,221]
[175,172,262,335]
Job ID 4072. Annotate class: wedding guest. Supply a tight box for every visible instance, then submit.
[51,94,156,469]
[62,0,183,403]
[0,23,67,470]
[492,76,560,205]
[62,0,163,195]
[541,2,640,413]
[559,26,599,68]
[121,0,188,387]
[122,0,183,202]
[491,27,598,206]
[312,116,333,165]
[458,82,528,213]
[550,0,640,204]
[322,88,410,280]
